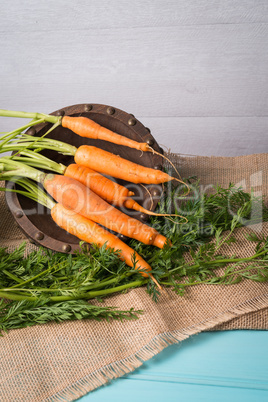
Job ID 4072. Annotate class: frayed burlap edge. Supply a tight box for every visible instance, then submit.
[45,293,268,402]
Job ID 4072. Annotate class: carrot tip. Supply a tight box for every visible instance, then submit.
[153,234,169,249]
[150,274,162,291]
[161,287,170,298]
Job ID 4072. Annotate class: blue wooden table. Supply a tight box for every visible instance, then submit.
[79,330,268,401]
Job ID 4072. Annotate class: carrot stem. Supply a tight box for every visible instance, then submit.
[1,178,55,209]
[0,138,77,156]
[0,157,45,182]
[0,118,45,149]
[0,109,60,124]
[0,291,36,301]
[10,150,66,174]
[0,279,147,302]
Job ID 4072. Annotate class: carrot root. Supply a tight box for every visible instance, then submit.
[149,274,162,291]
[64,163,131,207]
[124,198,188,225]
[64,164,187,225]
[148,146,190,196]
[44,174,170,248]
[74,146,173,184]
[62,116,151,152]
[51,203,153,278]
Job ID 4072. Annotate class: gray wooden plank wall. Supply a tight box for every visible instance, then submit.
[0,0,267,156]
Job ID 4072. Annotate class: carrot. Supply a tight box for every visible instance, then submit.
[2,135,187,188]
[43,174,168,249]
[75,145,175,184]
[3,149,186,222]
[61,116,151,151]
[66,164,185,221]
[0,109,187,186]
[0,158,170,246]
[64,164,134,207]
[0,109,156,153]
[64,164,149,212]
[2,175,157,281]
[51,203,156,279]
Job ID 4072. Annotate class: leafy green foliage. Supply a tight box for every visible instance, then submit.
[0,298,142,333]
[0,182,268,334]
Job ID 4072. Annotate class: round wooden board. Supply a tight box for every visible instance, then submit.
[5,103,164,254]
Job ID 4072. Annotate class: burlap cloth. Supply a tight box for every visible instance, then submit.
[0,153,268,401]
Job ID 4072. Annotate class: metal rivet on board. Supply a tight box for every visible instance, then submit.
[118,234,128,242]
[128,118,136,126]
[55,110,65,116]
[151,187,162,197]
[84,104,93,112]
[146,138,154,146]
[35,232,44,241]
[107,107,115,115]
[27,128,36,136]
[15,210,23,218]
[62,244,71,252]
[140,213,149,222]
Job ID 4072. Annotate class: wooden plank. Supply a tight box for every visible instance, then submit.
[78,331,268,401]
[1,0,268,33]
[82,380,268,402]
[139,117,268,156]
[0,23,267,118]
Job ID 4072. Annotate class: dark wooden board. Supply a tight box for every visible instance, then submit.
[5,103,163,254]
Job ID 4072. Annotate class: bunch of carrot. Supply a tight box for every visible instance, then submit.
[0,108,188,289]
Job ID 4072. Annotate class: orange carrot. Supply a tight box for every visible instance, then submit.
[51,203,154,279]
[43,174,168,249]
[74,146,175,184]
[64,164,134,207]
[62,116,151,152]
[6,149,185,222]
[65,163,182,221]
[1,173,159,284]
[0,109,149,152]
[4,131,188,190]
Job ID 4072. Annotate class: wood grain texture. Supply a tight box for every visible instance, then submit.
[79,331,268,402]
[139,117,268,156]
[1,24,267,118]
[0,1,267,157]
[1,0,268,32]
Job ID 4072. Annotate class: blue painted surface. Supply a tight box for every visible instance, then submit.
[78,330,268,402]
